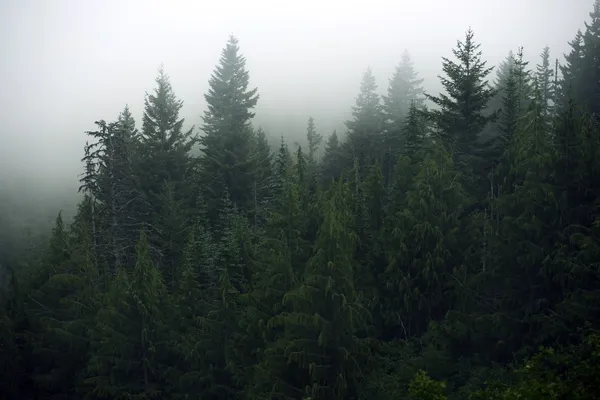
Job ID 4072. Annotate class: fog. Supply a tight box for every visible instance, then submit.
[0,0,591,211]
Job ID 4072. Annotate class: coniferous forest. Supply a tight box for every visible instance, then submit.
[3,2,600,399]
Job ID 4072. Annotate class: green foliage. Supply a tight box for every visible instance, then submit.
[199,35,260,225]
[321,131,343,184]
[345,68,385,171]
[4,10,600,400]
[426,28,497,195]
[408,370,447,400]
[85,231,170,399]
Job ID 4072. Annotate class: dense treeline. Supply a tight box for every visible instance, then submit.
[2,2,600,398]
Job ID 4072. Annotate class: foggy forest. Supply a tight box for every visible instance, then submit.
[2,0,600,398]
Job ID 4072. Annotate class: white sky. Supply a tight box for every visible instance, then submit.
[0,0,592,194]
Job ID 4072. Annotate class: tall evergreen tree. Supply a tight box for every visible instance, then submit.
[199,35,260,226]
[273,180,370,399]
[384,141,467,338]
[24,213,100,399]
[321,131,343,184]
[559,30,584,111]
[138,67,196,267]
[536,46,555,120]
[384,50,425,128]
[250,127,274,230]
[382,51,425,184]
[139,66,196,201]
[426,28,497,197]
[80,115,142,271]
[306,117,323,167]
[86,231,171,399]
[344,68,385,172]
[577,0,600,115]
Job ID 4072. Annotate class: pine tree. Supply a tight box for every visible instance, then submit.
[274,180,371,400]
[577,0,600,114]
[492,88,558,352]
[171,223,221,397]
[492,48,534,176]
[86,231,171,399]
[426,28,496,197]
[139,66,196,202]
[382,52,425,184]
[80,116,142,271]
[138,67,196,267]
[384,141,467,338]
[155,181,188,291]
[250,127,274,230]
[384,50,425,129]
[306,117,323,167]
[24,212,101,399]
[536,46,555,120]
[321,131,343,184]
[249,150,314,399]
[354,162,387,326]
[402,102,427,158]
[199,35,260,226]
[274,135,293,197]
[558,30,584,111]
[345,68,385,172]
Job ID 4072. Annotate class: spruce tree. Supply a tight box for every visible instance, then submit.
[86,231,171,399]
[384,141,467,337]
[138,67,196,267]
[577,0,600,114]
[402,102,427,159]
[275,180,371,400]
[384,49,425,129]
[492,48,534,175]
[382,52,425,184]
[306,117,323,168]
[250,127,274,230]
[536,46,555,120]
[321,131,343,184]
[155,181,188,291]
[426,28,496,197]
[81,115,142,271]
[274,135,293,197]
[559,30,584,109]
[139,66,196,201]
[249,151,313,399]
[199,35,259,226]
[344,68,385,172]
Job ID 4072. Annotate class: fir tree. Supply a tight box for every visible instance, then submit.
[559,30,584,111]
[81,116,142,271]
[250,127,274,230]
[86,231,171,399]
[139,66,196,200]
[536,46,555,120]
[306,117,323,167]
[384,141,467,337]
[345,68,385,172]
[275,180,371,400]
[426,28,496,197]
[321,131,343,184]
[155,181,188,291]
[382,52,425,184]
[578,0,600,114]
[138,67,196,266]
[384,49,425,129]
[199,35,260,226]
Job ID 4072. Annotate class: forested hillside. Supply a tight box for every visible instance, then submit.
[2,2,600,399]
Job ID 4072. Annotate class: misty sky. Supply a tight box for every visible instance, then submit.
[0,0,592,195]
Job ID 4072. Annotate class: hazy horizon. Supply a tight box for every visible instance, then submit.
[0,0,592,198]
